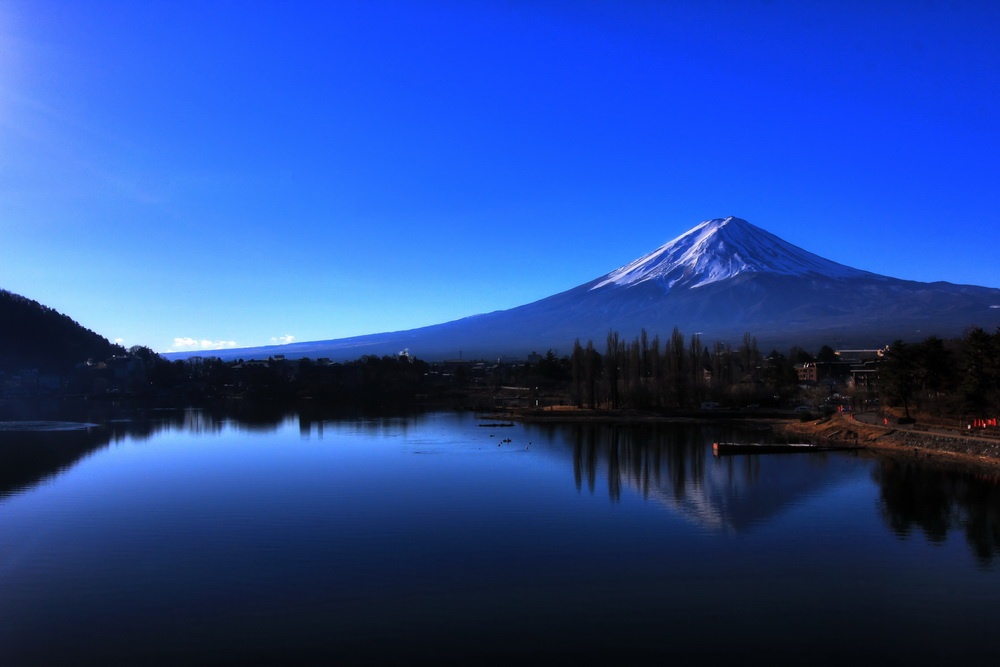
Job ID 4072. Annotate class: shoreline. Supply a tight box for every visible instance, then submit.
[775,412,1000,472]
[498,406,1000,472]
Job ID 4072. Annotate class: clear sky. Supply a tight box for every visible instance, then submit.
[2,0,998,354]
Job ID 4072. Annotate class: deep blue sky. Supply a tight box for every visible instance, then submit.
[2,0,998,353]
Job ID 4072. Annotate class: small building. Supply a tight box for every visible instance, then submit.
[795,362,818,383]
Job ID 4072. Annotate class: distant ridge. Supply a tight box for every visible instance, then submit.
[166,217,1000,361]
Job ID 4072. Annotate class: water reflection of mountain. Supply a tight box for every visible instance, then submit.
[531,420,1000,560]
[534,422,862,533]
[874,458,1000,566]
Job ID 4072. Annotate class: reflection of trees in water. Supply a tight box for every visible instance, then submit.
[874,459,1000,566]
[608,430,621,502]
[0,401,429,499]
[0,401,204,498]
[570,426,599,495]
[559,422,868,537]
[0,407,209,499]
[0,428,112,499]
[566,423,714,507]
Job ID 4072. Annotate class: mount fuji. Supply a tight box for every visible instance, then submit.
[178,217,1000,360]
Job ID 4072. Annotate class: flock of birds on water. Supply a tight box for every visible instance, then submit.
[482,422,529,449]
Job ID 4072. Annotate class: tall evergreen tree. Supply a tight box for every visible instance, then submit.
[961,328,999,419]
[880,340,917,420]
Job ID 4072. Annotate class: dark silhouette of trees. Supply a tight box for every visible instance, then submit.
[879,340,917,420]
[562,326,1000,419]
[0,289,124,373]
[353,354,429,405]
[961,327,999,419]
[645,335,663,406]
[571,340,601,408]
[605,330,623,409]
[571,339,585,407]
[817,345,838,363]
[8,290,1000,421]
[535,349,569,385]
[912,335,956,415]
[688,334,704,406]
[583,340,601,408]
[666,327,687,408]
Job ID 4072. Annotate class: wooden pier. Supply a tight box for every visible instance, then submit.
[712,442,858,456]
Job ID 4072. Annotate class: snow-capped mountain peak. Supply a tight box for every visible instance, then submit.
[592,216,869,291]
[166,214,1000,362]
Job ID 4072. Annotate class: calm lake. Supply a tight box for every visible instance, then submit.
[1,407,998,666]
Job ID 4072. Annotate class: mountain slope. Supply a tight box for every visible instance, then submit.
[170,217,1000,361]
[0,289,124,373]
[592,217,873,290]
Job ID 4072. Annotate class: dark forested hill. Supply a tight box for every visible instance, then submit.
[0,289,124,373]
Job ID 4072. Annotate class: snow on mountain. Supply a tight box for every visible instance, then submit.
[592,216,871,290]
[166,216,1000,362]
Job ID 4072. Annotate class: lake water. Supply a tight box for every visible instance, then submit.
[1,408,998,666]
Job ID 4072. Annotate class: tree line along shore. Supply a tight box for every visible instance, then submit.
[4,324,1000,465]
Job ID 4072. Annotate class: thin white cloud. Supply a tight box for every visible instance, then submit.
[270,334,296,345]
[169,337,239,352]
